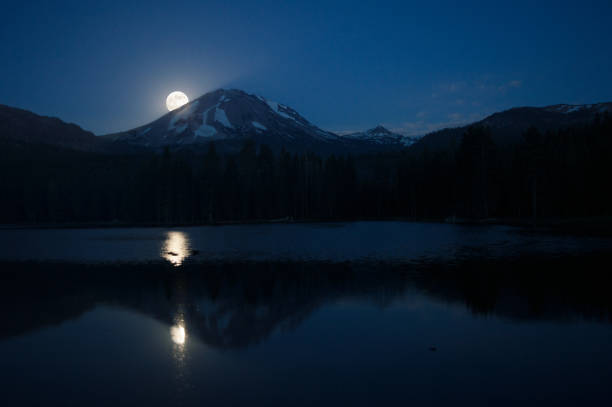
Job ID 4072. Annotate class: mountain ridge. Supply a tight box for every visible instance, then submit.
[413,102,612,152]
[0,104,107,152]
[1,92,610,155]
[342,125,417,147]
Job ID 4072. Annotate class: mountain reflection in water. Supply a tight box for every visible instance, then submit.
[3,253,612,406]
[1,254,611,348]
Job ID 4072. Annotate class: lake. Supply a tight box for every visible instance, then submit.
[1,222,612,406]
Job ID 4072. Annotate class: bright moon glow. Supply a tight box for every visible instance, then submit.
[170,325,186,345]
[166,91,189,111]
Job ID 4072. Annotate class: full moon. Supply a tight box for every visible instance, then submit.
[166,91,189,111]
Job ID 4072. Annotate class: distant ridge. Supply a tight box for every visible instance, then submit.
[412,102,612,152]
[341,125,417,147]
[0,104,107,152]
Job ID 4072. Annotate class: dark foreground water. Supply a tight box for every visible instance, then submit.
[1,222,612,406]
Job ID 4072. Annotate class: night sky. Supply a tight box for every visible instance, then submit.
[2,0,612,135]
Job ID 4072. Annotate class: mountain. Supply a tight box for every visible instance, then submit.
[341,125,416,147]
[4,94,609,156]
[102,89,410,154]
[413,102,612,152]
[0,104,109,152]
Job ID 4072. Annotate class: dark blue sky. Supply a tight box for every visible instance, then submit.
[2,0,612,135]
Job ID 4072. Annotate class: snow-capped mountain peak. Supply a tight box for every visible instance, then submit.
[102,89,342,150]
[366,125,394,136]
[101,89,415,154]
[343,125,417,146]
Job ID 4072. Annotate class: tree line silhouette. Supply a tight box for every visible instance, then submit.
[1,114,610,224]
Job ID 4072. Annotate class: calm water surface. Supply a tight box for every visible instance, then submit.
[0,221,609,263]
[1,222,612,406]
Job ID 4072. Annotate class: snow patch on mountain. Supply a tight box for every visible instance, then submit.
[402,137,417,146]
[168,100,199,132]
[192,105,217,137]
[275,105,298,122]
[195,122,216,138]
[264,100,283,115]
[546,104,587,114]
[343,125,415,146]
[214,107,232,128]
[259,97,301,124]
[545,103,611,115]
[252,121,267,131]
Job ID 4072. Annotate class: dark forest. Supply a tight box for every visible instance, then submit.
[1,114,611,225]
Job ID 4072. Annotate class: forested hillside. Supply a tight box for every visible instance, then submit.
[1,114,611,224]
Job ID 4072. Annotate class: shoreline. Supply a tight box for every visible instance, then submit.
[1,216,612,236]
